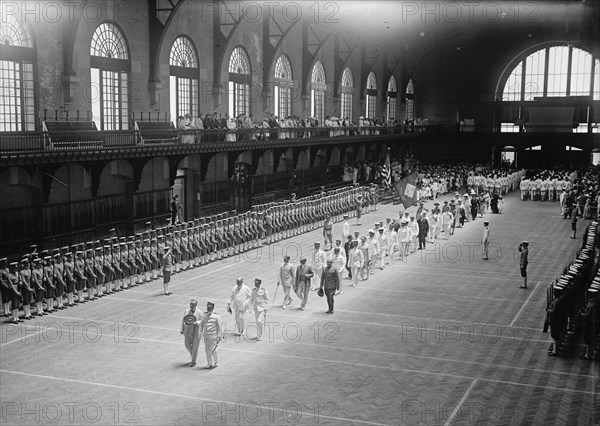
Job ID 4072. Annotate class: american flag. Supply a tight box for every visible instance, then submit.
[381,151,392,189]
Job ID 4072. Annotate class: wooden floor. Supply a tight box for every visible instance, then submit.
[1,191,599,426]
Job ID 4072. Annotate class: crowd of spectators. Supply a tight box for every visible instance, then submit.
[175,113,430,143]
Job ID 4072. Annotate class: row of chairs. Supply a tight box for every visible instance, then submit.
[544,221,599,359]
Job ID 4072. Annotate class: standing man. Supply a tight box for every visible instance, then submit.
[311,242,326,291]
[200,302,223,369]
[180,299,202,367]
[162,246,173,295]
[171,195,180,225]
[229,277,252,336]
[570,206,578,239]
[251,278,269,341]
[342,214,350,241]
[343,235,354,279]
[320,260,340,314]
[518,241,529,289]
[295,258,314,311]
[278,256,295,309]
[417,213,429,250]
[329,247,346,294]
[323,216,334,250]
[481,221,490,260]
[348,241,364,287]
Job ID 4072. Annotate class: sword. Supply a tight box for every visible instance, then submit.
[273,281,280,305]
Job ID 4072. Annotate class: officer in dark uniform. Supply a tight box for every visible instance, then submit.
[7,262,22,323]
[43,256,57,311]
[64,252,76,305]
[19,258,34,319]
[53,252,67,308]
[0,258,11,317]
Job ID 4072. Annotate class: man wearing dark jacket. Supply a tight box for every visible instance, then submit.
[320,260,339,314]
[417,213,429,250]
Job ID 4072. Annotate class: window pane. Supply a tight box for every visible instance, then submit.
[169,75,177,125]
[91,68,101,129]
[524,49,546,100]
[170,36,198,68]
[0,60,21,131]
[570,48,592,96]
[90,23,129,60]
[501,123,520,133]
[594,59,600,101]
[546,46,568,97]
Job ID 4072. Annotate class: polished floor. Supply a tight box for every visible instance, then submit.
[1,191,598,425]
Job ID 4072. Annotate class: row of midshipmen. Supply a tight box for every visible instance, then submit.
[466,170,526,196]
[0,185,365,323]
[519,175,576,201]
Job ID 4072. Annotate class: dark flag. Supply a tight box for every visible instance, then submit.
[394,172,418,209]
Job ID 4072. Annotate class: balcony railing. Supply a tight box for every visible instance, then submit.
[0,124,432,154]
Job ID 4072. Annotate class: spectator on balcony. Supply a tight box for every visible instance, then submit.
[278,116,288,140]
[226,116,237,142]
[242,114,255,141]
[193,113,204,143]
[178,114,194,144]
[300,115,309,139]
[203,112,215,142]
[324,116,333,137]
[341,117,350,136]
[267,114,279,140]
[259,117,269,140]
[358,116,366,135]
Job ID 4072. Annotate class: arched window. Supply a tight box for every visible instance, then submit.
[365,71,377,118]
[365,72,377,118]
[499,45,599,132]
[169,36,199,125]
[273,54,292,118]
[386,76,397,122]
[90,22,130,130]
[0,15,35,131]
[340,67,353,120]
[406,79,415,121]
[310,60,326,124]
[228,46,251,118]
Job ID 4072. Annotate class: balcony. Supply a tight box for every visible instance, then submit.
[0,124,437,167]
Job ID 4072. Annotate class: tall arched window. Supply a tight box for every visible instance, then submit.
[365,72,377,118]
[406,79,415,120]
[499,45,599,132]
[274,54,292,118]
[0,15,35,131]
[169,36,199,125]
[386,76,397,122]
[340,67,353,120]
[228,46,251,118]
[310,60,326,124]
[90,22,130,130]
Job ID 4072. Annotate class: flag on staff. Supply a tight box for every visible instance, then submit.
[381,151,392,189]
[394,171,418,209]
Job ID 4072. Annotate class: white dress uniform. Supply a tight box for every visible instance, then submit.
[348,247,364,286]
[251,286,269,340]
[200,309,223,368]
[180,307,202,365]
[311,247,327,290]
[229,284,252,335]
[278,261,295,307]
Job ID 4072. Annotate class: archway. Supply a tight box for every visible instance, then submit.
[501,146,517,167]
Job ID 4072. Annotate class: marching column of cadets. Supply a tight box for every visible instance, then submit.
[273,174,523,315]
[519,169,599,221]
[0,185,374,323]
